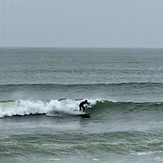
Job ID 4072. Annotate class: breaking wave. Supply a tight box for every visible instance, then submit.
[0,99,163,118]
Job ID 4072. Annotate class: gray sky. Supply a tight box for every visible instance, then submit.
[0,0,163,48]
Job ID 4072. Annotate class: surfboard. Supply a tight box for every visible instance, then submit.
[78,113,91,118]
[73,110,90,118]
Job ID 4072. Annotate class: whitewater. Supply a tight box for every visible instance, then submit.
[0,99,98,118]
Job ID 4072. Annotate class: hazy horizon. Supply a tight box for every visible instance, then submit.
[0,0,163,48]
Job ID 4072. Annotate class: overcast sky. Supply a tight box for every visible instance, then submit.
[0,0,163,48]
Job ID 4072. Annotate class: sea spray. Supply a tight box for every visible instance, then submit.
[0,99,98,118]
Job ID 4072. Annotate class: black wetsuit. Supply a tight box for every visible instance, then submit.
[79,100,90,112]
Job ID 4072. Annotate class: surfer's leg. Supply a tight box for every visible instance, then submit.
[79,105,82,111]
[79,106,84,112]
[83,106,85,112]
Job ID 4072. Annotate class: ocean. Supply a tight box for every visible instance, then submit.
[0,47,163,163]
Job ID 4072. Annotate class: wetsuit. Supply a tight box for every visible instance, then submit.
[79,100,90,112]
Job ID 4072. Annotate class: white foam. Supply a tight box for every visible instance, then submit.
[0,98,99,118]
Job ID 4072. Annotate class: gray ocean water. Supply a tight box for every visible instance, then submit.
[0,48,163,163]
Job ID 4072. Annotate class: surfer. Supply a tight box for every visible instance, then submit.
[79,100,90,112]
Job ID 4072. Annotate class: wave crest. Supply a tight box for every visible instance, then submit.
[0,99,163,118]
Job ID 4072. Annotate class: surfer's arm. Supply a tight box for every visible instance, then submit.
[87,102,91,106]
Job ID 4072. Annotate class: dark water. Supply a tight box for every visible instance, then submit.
[0,48,163,162]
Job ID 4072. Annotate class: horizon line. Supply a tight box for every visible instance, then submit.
[0,46,163,49]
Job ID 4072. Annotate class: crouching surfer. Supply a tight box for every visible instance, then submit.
[79,100,90,112]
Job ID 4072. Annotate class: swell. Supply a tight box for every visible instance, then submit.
[0,82,163,92]
[1,131,163,156]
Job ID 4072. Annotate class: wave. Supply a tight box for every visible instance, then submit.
[1,82,163,86]
[0,99,98,118]
[0,99,163,118]
[93,100,163,112]
[1,130,163,158]
[0,82,163,92]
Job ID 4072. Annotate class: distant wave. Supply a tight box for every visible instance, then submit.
[0,82,163,91]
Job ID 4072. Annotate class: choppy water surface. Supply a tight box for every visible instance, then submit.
[0,48,163,163]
